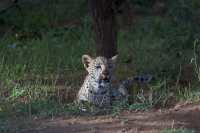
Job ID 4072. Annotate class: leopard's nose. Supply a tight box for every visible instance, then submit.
[102,70,109,76]
[100,69,110,82]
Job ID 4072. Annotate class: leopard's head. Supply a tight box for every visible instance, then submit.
[82,55,118,82]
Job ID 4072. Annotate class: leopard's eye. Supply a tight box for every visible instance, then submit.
[95,65,101,69]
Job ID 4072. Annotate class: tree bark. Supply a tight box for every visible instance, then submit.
[88,0,118,58]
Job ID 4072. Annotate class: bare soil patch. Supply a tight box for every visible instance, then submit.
[13,103,200,133]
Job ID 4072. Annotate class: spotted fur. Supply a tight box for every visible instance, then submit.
[77,55,127,107]
[77,54,152,108]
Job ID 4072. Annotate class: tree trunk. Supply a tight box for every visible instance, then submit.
[88,0,118,58]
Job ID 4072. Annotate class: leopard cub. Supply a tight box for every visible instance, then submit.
[77,54,126,107]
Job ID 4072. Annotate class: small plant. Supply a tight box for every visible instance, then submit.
[191,39,200,82]
[161,128,195,133]
[62,102,80,115]
[111,100,129,116]
[128,102,151,111]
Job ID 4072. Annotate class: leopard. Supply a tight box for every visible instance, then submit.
[77,54,152,109]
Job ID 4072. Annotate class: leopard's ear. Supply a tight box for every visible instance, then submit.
[110,55,118,64]
[82,54,93,69]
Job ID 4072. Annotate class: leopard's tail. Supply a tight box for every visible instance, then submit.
[117,74,153,97]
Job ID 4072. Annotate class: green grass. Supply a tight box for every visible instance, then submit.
[161,128,195,133]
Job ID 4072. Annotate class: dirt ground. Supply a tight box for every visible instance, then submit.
[16,102,200,133]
